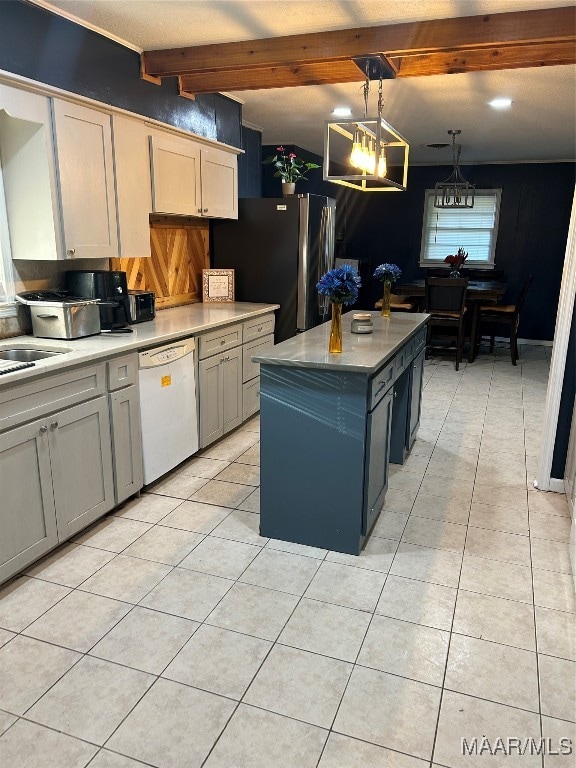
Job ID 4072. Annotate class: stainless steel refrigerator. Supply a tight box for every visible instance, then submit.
[211,194,336,343]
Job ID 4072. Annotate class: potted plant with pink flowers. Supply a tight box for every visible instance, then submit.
[262,146,320,195]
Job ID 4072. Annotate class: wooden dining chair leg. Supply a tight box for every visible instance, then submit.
[511,320,519,365]
[456,322,466,371]
[489,335,495,353]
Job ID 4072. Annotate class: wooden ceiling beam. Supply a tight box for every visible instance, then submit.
[178,61,364,93]
[396,41,576,77]
[177,40,575,94]
[142,6,574,79]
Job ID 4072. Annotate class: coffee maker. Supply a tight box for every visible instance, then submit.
[64,270,131,330]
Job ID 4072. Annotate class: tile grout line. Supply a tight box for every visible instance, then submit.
[427,355,493,767]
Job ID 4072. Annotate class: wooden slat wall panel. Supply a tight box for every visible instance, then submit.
[111,216,209,309]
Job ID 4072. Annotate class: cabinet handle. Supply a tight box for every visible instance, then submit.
[203,208,208,213]
[257,326,262,332]
[197,208,202,214]
[220,339,225,345]
[39,425,48,434]
[393,391,397,399]
[67,248,76,256]
[50,421,59,429]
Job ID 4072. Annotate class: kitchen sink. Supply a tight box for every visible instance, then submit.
[0,348,68,362]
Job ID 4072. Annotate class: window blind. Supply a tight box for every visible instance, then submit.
[420,190,501,265]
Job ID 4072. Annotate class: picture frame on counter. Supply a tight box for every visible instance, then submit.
[202,269,235,303]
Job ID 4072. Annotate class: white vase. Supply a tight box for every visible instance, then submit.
[282,181,296,197]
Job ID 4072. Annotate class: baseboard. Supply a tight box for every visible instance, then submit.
[533,477,566,493]
[517,338,553,347]
[482,337,553,346]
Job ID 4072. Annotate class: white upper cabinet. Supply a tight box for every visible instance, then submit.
[112,115,152,258]
[0,78,239,264]
[201,146,238,219]
[52,98,119,259]
[150,129,238,219]
[0,83,62,260]
[150,131,202,216]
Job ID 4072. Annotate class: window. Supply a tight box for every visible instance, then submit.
[420,189,502,268]
[0,164,15,308]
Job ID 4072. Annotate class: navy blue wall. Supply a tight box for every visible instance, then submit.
[238,126,262,198]
[263,145,575,341]
[0,0,241,147]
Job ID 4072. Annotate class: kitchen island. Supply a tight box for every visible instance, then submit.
[252,311,428,555]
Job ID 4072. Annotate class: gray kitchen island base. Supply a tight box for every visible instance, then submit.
[256,313,428,555]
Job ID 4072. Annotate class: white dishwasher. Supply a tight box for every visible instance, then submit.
[139,338,198,485]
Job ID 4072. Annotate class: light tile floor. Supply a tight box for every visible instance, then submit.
[0,343,575,767]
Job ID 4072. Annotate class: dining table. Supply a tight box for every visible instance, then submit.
[394,279,508,362]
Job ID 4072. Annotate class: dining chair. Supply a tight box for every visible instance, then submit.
[477,275,533,365]
[375,293,415,312]
[424,277,469,370]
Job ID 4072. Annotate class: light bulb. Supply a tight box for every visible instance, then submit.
[366,139,376,174]
[377,147,387,178]
[359,134,369,171]
[350,130,363,169]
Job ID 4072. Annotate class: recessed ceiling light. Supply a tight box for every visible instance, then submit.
[489,97,512,109]
[332,107,352,117]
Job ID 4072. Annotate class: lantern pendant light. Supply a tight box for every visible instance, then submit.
[323,55,409,192]
[434,129,475,208]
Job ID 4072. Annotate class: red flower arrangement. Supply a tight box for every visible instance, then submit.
[444,247,469,268]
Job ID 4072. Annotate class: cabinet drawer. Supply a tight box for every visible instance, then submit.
[243,314,275,343]
[0,363,106,432]
[413,326,427,356]
[243,377,260,421]
[394,339,413,378]
[243,334,274,383]
[199,324,242,359]
[369,359,395,410]
[107,353,138,391]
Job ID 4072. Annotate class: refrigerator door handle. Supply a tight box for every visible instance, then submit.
[317,205,330,318]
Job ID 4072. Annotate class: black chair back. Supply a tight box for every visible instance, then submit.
[514,275,533,315]
[425,278,468,315]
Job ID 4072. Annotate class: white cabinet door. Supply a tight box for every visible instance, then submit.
[0,83,62,260]
[52,98,119,259]
[0,418,58,584]
[112,115,152,258]
[200,146,238,219]
[150,131,202,215]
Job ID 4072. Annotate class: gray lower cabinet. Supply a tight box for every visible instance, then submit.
[0,417,58,584]
[199,345,242,447]
[107,354,143,504]
[242,333,274,422]
[48,396,115,540]
[109,385,143,504]
[0,394,115,583]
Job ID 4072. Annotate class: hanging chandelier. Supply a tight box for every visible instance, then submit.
[434,129,475,208]
[323,55,409,192]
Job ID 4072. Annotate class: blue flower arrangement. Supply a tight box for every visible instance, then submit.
[316,264,361,305]
[373,263,402,283]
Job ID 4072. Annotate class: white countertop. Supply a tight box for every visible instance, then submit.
[0,302,279,388]
[252,311,428,374]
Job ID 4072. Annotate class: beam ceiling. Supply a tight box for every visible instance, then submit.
[141,6,576,97]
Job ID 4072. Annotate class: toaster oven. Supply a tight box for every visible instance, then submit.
[128,290,155,323]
